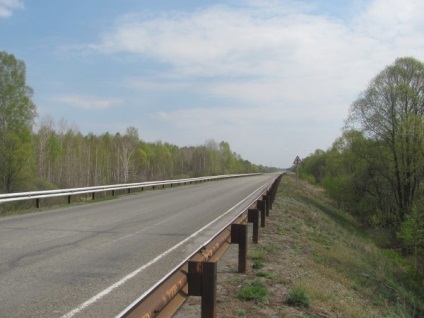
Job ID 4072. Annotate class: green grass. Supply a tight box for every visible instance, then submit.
[276,174,424,317]
[237,278,269,304]
[262,242,279,254]
[286,287,311,308]
[256,270,277,279]
[251,259,264,269]
[248,249,266,261]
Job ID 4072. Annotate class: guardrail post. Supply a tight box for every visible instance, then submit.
[36,198,40,208]
[257,200,266,227]
[231,223,248,273]
[92,192,95,200]
[188,261,202,296]
[202,262,217,318]
[247,209,259,244]
[270,181,278,203]
[68,195,71,204]
[188,261,217,318]
[269,190,274,210]
[265,193,271,216]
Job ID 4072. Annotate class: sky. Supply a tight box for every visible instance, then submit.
[1,0,423,168]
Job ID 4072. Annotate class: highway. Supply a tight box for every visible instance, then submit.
[0,174,278,317]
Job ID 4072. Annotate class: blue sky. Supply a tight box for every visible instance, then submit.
[1,0,424,168]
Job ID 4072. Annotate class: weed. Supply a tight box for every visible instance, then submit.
[237,278,269,304]
[252,259,264,269]
[234,308,246,317]
[249,249,265,261]
[286,287,311,308]
[263,242,279,254]
[256,270,277,279]
[291,221,303,233]
[227,276,242,284]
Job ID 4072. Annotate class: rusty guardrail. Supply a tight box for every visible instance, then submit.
[117,173,283,318]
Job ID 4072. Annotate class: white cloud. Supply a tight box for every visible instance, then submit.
[90,0,424,114]
[92,5,311,78]
[0,0,24,18]
[53,95,124,110]
[78,0,424,166]
[354,0,424,39]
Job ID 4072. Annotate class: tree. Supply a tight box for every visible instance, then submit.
[204,139,221,175]
[118,127,139,183]
[300,149,327,183]
[347,57,424,224]
[0,130,34,192]
[219,141,235,173]
[398,203,424,274]
[0,51,36,192]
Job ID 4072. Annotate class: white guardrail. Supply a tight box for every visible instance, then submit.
[0,174,260,205]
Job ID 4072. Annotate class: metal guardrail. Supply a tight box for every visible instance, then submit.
[116,173,283,318]
[0,174,259,208]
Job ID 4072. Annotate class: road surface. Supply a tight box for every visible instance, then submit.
[0,174,278,317]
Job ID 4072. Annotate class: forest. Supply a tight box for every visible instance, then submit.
[0,51,272,195]
[298,57,424,274]
[31,120,269,189]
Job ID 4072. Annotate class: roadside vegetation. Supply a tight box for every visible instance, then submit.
[298,57,424,277]
[211,174,424,317]
[0,50,275,214]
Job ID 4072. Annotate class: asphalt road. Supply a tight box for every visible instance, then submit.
[0,174,278,317]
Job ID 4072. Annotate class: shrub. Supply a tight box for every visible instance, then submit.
[286,287,311,308]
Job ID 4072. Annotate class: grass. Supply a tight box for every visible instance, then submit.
[216,173,424,317]
[286,287,311,308]
[234,308,246,317]
[284,175,424,316]
[248,248,266,261]
[237,278,269,304]
[256,270,277,279]
[251,259,264,269]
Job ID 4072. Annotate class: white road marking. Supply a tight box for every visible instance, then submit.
[61,186,263,318]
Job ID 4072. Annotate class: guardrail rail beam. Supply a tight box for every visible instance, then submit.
[114,173,284,318]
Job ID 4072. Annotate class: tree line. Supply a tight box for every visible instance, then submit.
[33,118,269,190]
[298,57,424,273]
[0,51,272,194]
